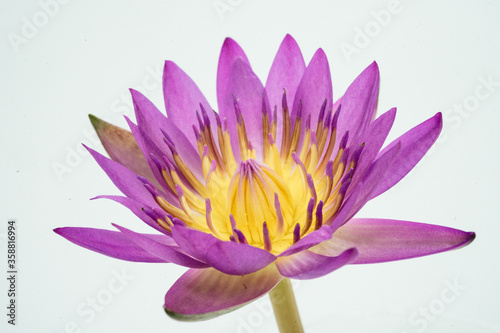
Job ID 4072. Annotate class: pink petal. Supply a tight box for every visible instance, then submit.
[220,58,269,159]
[265,34,306,147]
[217,37,251,113]
[53,227,168,263]
[164,265,281,321]
[89,115,155,183]
[113,224,208,268]
[369,112,443,200]
[291,48,333,149]
[162,61,216,146]
[131,89,203,179]
[276,248,358,279]
[313,218,475,264]
[336,62,380,146]
[172,225,276,275]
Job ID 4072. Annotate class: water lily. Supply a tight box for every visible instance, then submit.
[54,35,474,331]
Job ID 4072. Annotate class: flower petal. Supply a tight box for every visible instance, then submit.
[265,34,306,147]
[369,112,443,200]
[164,265,281,321]
[89,115,155,183]
[86,146,161,210]
[92,195,172,236]
[328,142,401,230]
[131,89,203,179]
[53,227,167,263]
[347,108,396,194]
[312,218,475,264]
[276,248,358,279]
[217,37,251,112]
[206,241,276,275]
[113,224,208,268]
[220,58,269,159]
[278,225,334,257]
[171,225,276,275]
[162,61,216,146]
[336,61,380,146]
[291,48,333,147]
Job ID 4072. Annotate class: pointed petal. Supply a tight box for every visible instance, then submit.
[164,265,281,321]
[131,89,203,179]
[217,37,251,112]
[291,49,333,142]
[172,225,276,275]
[369,112,443,199]
[328,142,401,230]
[206,241,276,275]
[313,218,475,264]
[113,224,208,268]
[348,108,397,193]
[265,34,306,146]
[220,59,269,159]
[89,115,155,182]
[336,61,380,146]
[92,195,172,236]
[86,146,161,210]
[278,225,334,257]
[162,61,216,145]
[53,227,168,263]
[276,248,358,279]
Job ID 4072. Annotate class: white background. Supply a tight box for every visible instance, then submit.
[1,0,499,332]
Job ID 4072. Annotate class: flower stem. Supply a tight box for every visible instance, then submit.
[269,277,304,333]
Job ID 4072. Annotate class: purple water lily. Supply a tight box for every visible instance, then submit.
[54,35,474,323]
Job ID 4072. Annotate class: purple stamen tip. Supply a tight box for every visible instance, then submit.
[261,93,268,116]
[318,99,327,121]
[149,153,164,171]
[195,111,204,129]
[311,131,318,145]
[263,222,272,251]
[192,125,201,141]
[162,155,174,171]
[199,103,211,126]
[340,131,349,149]
[171,218,186,227]
[214,111,222,127]
[142,206,158,220]
[339,179,351,196]
[232,95,243,124]
[229,214,237,230]
[332,105,341,128]
[315,200,324,230]
[268,133,275,145]
[306,113,311,129]
[326,161,334,178]
[324,109,332,129]
[174,184,184,198]
[296,100,303,119]
[341,168,354,184]
[137,175,151,185]
[307,197,315,216]
[144,183,158,197]
[351,144,365,165]
[293,223,301,244]
[282,90,288,111]
[234,228,248,245]
[202,145,210,158]
[205,198,212,213]
[229,235,236,242]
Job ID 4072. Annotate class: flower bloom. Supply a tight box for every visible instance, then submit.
[55,35,475,320]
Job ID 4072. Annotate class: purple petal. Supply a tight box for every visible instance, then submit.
[205,241,276,275]
[265,34,306,147]
[86,146,161,210]
[220,58,269,159]
[164,265,281,321]
[369,112,443,200]
[291,48,333,148]
[328,142,401,230]
[53,227,167,263]
[92,195,172,236]
[217,37,251,113]
[112,224,208,268]
[313,218,475,264]
[336,62,380,146]
[163,61,216,146]
[276,248,358,279]
[89,115,155,183]
[347,108,397,194]
[172,225,276,275]
[131,89,203,179]
[278,225,334,257]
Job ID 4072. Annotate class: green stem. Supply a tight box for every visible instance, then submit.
[269,277,304,333]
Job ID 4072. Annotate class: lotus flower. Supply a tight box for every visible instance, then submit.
[54,35,475,323]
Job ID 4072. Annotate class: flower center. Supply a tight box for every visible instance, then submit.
[142,92,360,254]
